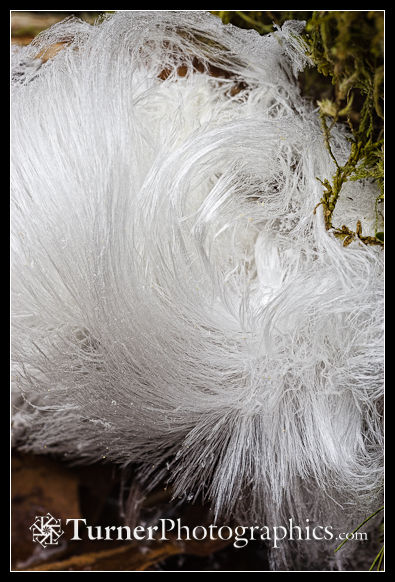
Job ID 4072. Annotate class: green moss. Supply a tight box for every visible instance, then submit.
[304,11,384,245]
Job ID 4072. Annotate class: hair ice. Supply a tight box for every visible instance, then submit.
[11,11,383,570]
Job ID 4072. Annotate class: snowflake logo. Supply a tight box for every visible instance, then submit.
[30,512,64,548]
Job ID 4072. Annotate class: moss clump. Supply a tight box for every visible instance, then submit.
[305,12,383,127]
[306,12,383,245]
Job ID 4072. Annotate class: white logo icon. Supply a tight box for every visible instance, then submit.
[30,512,64,548]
